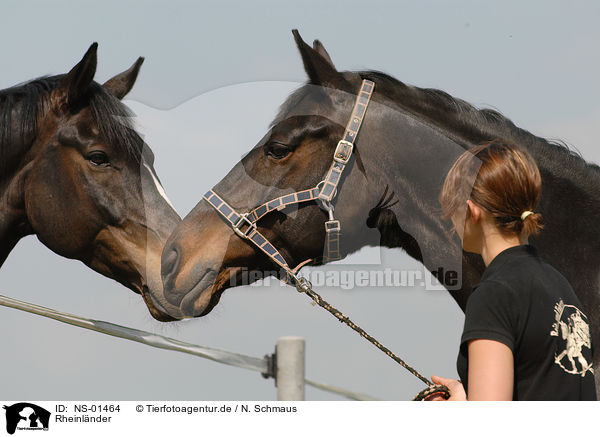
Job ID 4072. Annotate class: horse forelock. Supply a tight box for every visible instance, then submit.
[87,81,144,164]
[0,76,143,179]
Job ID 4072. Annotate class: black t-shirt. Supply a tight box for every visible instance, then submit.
[457,244,596,400]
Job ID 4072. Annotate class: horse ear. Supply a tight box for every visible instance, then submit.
[292,29,345,88]
[62,42,98,107]
[312,39,335,69]
[103,57,144,100]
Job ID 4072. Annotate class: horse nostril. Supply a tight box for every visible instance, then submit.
[161,244,181,287]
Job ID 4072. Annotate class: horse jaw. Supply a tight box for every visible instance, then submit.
[89,225,182,321]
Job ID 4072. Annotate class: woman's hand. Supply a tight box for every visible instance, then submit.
[429,375,467,401]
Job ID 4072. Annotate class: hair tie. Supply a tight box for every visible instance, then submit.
[521,210,534,220]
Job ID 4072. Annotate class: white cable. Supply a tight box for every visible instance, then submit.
[0,293,380,401]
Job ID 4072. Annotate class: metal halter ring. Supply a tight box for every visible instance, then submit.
[294,276,313,293]
[320,199,335,221]
[316,180,337,203]
[232,213,257,239]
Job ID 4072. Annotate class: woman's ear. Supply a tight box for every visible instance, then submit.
[466,200,479,223]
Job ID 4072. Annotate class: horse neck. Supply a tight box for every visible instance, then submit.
[381,79,600,223]
[361,90,600,310]
[521,137,600,300]
[344,100,476,309]
[0,91,43,265]
[1,88,47,176]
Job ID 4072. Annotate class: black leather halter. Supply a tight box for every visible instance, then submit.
[203,79,375,289]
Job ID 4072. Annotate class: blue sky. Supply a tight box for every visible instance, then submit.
[1,1,598,400]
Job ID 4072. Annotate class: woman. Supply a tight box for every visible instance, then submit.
[432,139,596,401]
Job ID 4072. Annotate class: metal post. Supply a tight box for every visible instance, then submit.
[276,336,305,400]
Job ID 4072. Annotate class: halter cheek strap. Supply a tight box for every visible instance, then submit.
[203,79,375,286]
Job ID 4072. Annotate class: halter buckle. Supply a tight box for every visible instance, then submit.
[334,140,354,164]
[325,220,340,233]
[233,213,257,239]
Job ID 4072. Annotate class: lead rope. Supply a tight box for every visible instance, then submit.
[291,276,450,401]
[204,79,449,400]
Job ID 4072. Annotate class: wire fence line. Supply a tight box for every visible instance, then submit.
[0,294,378,401]
[304,379,379,401]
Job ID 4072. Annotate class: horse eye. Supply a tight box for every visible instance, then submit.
[265,142,291,160]
[88,151,110,166]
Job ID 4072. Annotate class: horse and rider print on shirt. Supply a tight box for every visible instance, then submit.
[550,299,594,377]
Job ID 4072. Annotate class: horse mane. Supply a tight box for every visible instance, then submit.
[357,70,600,182]
[272,70,600,190]
[0,75,142,178]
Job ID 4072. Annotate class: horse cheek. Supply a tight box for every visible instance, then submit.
[24,152,100,258]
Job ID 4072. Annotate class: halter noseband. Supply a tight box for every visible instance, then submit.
[203,79,375,289]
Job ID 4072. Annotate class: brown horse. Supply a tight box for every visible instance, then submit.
[0,43,180,321]
[153,31,600,393]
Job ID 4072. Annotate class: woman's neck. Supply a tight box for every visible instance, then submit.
[480,225,527,267]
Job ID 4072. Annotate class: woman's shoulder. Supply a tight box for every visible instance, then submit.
[472,248,583,320]
[468,279,519,313]
[482,245,571,297]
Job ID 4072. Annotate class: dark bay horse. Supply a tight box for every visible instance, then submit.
[0,43,181,321]
[154,31,600,392]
